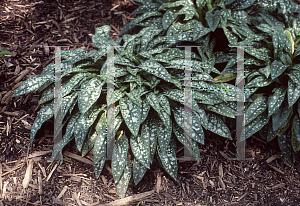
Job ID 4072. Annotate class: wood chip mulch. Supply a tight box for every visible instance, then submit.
[1,0,300,205]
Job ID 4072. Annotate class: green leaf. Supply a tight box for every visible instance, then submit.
[213,73,236,83]
[245,94,267,125]
[130,134,151,169]
[278,130,292,164]
[112,131,129,185]
[30,101,54,143]
[205,102,235,119]
[138,60,172,82]
[12,74,53,97]
[287,70,300,86]
[222,27,238,45]
[177,4,197,21]
[244,47,271,63]
[288,79,300,108]
[51,112,80,164]
[146,92,171,129]
[157,94,171,116]
[245,111,269,140]
[119,11,162,35]
[192,21,211,41]
[115,153,131,198]
[133,157,148,185]
[205,10,221,32]
[229,0,255,10]
[157,118,172,154]
[272,100,293,132]
[93,112,107,163]
[126,89,142,107]
[141,113,158,163]
[0,50,12,55]
[120,95,142,137]
[78,77,105,114]
[140,98,151,124]
[258,65,271,79]
[74,105,103,151]
[292,123,300,152]
[268,87,286,118]
[293,113,300,142]
[279,52,292,66]
[206,112,232,139]
[131,2,160,15]
[156,137,177,181]
[172,121,200,162]
[245,75,272,88]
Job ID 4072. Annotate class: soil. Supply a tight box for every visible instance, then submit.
[1,0,300,205]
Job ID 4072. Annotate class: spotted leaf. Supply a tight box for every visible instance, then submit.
[140,98,151,124]
[131,133,151,169]
[293,113,300,142]
[272,100,293,132]
[205,102,235,119]
[270,60,289,80]
[156,137,177,181]
[245,94,267,125]
[120,95,141,137]
[245,111,269,140]
[133,157,148,185]
[288,79,300,108]
[268,87,286,118]
[115,153,131,199]
[112,131,129,185]
[78,77,105,114]
[206,112,232,139]
[138,59,172,82]
[205,10,221,32]
[278,130,292,164]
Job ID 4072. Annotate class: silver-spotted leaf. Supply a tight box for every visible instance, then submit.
[112,131,129,185]
[115,153,131,198]
[120,95,141,137]
[138,59,172,82]
[206,112,232,139]
[133,157,148,185]
[78,77,105,114]
[245,94,267,125]
[288,79,300,108]
[130,134,151,169]
[270,60,289,80]
[268,86,286,118]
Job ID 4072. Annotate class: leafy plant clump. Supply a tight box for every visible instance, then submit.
[120,0,300,163]
[12,25,237,198]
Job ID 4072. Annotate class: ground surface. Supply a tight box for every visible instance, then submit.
[1,0,300,205]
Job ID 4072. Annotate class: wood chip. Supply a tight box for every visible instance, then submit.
[219,163,223,179]
[63,151,93,165]
[57,186,68,199]
[236,192,248,202]
[219,151,229,160]
[271,183,285,190]
[0,163,2,198]
[106,190,154,206]
[3,111,20,116]
[14,68,30,83]
[46,163,58,182]
[22,159,33,189]
[72,192,83,206]
[268,164,284,175]
[156,171,161,194]
[266,155,277,163]
[219,177,226,190]
[28,150,52,159]
[38,170,43,195]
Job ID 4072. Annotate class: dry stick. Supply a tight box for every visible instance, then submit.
[106,190,155,206]
[46,163,58,182]
[72,192,83,206]
[1,163,24,177]
[236,192,248,202]
[63,151,93,165]
[22,159,33,189]
[27,150,52,159]
[57,186,68,199]
[38,170,43,195]
[0,163,2,198]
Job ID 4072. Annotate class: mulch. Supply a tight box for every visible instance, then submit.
[1,0,300,205]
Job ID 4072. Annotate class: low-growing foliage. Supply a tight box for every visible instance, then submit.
[12,0,300,198]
